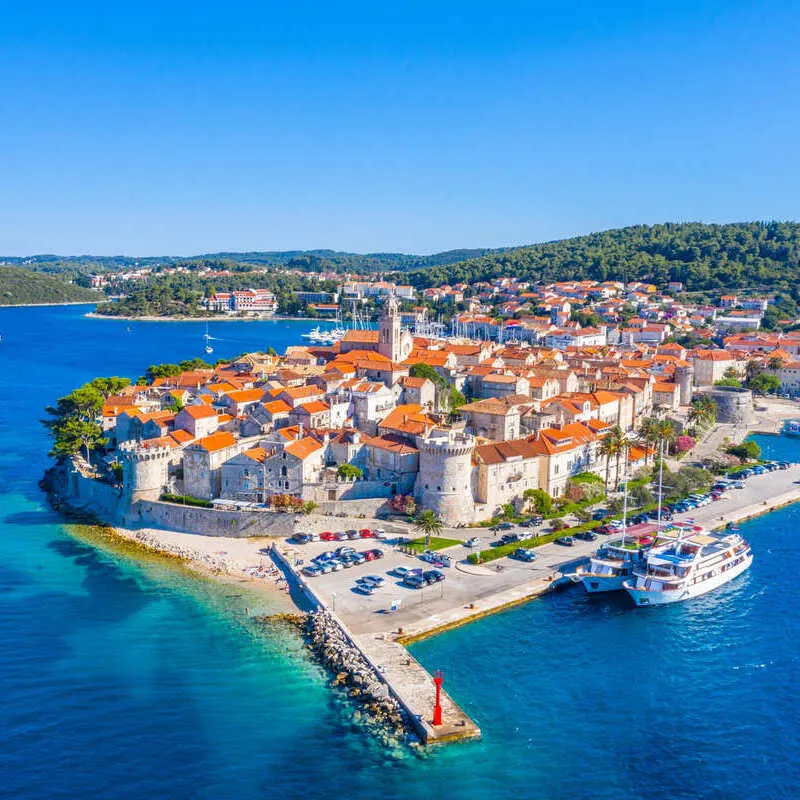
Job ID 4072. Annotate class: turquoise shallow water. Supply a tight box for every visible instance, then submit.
[1,306,798,800]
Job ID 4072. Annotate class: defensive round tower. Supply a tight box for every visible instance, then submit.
[416,428,476,525]
[119,439,171,503]
[675,363,694,405]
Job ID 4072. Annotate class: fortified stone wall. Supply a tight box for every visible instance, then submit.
[125,500,298,538]
[704,386,755,425]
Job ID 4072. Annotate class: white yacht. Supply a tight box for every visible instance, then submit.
[623,529,753,607]
[580,528,661,594]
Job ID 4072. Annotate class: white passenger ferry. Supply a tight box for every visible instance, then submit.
[580,524,662,594]
[623,529,753,607]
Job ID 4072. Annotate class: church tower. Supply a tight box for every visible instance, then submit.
[378,293,412,362]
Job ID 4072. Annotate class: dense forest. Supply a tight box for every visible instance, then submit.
[3,247,499,277]
[94,271,340,317]
[393,222,800,293]
[0,266,102,306]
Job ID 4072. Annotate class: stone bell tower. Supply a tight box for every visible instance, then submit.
[378,293,413,363]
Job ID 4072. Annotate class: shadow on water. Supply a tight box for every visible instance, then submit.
[3,509,61,527]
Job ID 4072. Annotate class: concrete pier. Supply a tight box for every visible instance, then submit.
[271,545,481,745]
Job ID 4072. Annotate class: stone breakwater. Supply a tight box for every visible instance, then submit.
[304,610,416,747]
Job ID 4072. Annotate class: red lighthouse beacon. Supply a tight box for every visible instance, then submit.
[432,670,444,726]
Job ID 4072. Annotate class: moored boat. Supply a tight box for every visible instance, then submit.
[623,529,753,607]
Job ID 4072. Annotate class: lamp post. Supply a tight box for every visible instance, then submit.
[432,670,444,726]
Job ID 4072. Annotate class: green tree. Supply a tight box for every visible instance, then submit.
[748,373,780,394]
[414,509,444,546]
[726,440,761,461]
[525,488,552,516]
[337,463,363,479]
[714,377,742,388]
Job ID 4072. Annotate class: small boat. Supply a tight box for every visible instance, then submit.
[784,419,800,438]
[203,323,216,354]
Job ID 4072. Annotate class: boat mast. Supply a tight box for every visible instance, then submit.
[621,443,629,547]
[656,437,665,529]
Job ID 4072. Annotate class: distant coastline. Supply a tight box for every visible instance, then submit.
[84,311,329,323]
[1,301,97,309]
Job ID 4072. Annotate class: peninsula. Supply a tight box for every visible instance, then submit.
[42,273,800,745]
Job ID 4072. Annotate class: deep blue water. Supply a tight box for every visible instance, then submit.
[1,305,798,800]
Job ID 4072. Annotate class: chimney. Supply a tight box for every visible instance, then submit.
[297,422,304,440]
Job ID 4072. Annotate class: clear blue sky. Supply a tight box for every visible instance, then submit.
[2,1,799,256]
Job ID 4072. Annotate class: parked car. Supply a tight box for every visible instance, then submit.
[424,569,445,583]
[359,528,374,538]
[511,547,537,562]
[464,537,480,548]
[499,533,521,545]
[314,551,336,562]
[555,536,575,547]
[592,508,609,520]
[595,525,612,535]
[319,531,336,541]
[574,531,597,542]
[365,548,384,560]
[294,533,311,544]
[363,550,377,562]
[393,565,412,578]
[335,546,355,557]
[317,562,334,574]
[374,529,387,539]
[355,583,378,595]
[357,575,385,587]
[402,573,426,589]
[302,565,321,577]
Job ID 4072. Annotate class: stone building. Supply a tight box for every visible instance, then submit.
[415,427,476,525]
[183,431,239,500]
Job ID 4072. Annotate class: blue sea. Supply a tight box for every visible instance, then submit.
[1,305,798,800]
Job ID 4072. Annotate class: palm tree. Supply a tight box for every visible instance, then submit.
[745,359,762,381]
[689,396,716,429]
[598,427,622,490]
[615,433,633,490]
[637,417,660,466]
[767,355,786,371]
[414,509,443,547]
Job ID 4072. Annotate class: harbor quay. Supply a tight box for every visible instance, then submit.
[265,462,800,744]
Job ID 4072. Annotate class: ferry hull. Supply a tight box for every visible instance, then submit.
[624,553,753,607]
[581,573,627,593]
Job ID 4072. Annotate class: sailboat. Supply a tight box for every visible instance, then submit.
[580,444,658,594]
[204,323,214,354]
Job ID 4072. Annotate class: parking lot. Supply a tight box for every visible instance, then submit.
[282,528,599,635]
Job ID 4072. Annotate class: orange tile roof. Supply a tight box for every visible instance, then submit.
[284,436,323,460]
[243,447,268,463]
[297,400,329,414]
[225,388,264,403]
[182,404,217,419]
[194,431,236,452]
[170,429,194,444]
[342,330,379,344]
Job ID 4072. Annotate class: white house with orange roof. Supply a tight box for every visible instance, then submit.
[175,404,220,438]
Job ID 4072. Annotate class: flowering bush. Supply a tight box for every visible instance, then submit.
[674,435,695,454]
[267,493,304,511]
